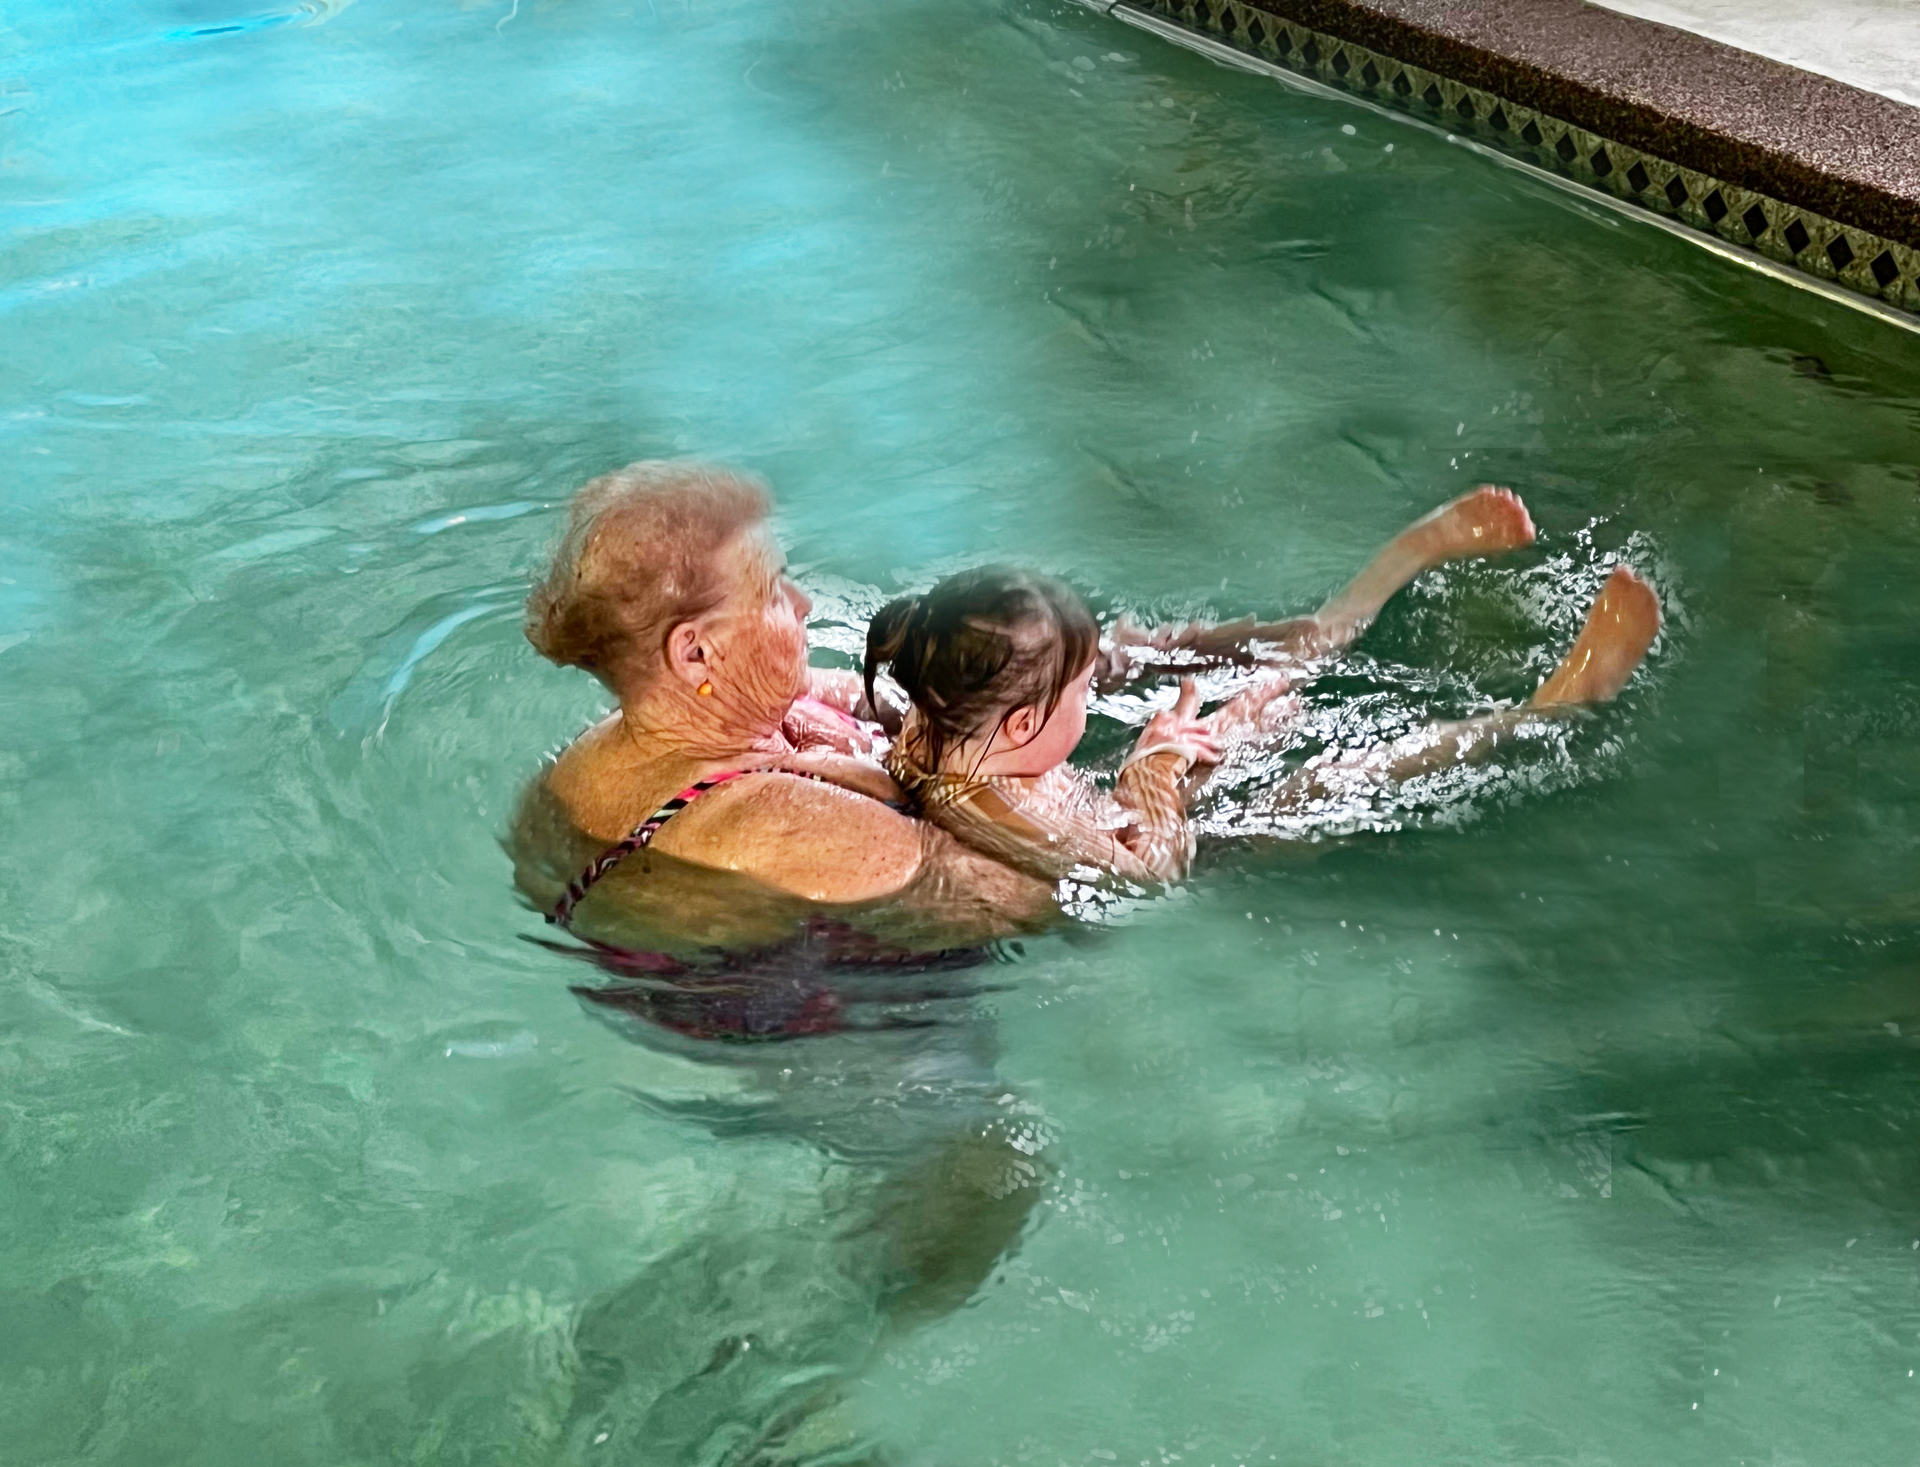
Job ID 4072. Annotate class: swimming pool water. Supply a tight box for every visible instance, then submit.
[3,1,1919,1462]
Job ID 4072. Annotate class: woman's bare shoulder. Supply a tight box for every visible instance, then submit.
[541,715,679,840]
[657,771,927,904]
[713,775,1060,928]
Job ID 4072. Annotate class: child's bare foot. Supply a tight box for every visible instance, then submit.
[1404,485,1537,565]
[1528,566,1661,708]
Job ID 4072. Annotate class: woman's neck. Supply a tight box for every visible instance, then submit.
[616,680,792,768]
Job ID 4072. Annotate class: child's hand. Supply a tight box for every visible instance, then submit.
[1130,678,1224,771]
[1206,671,1298,740]
[783,696,879,757]
[1108,614,1163,649]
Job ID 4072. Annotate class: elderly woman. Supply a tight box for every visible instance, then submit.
[506,465,1082,1455]
[509,461,1058,964]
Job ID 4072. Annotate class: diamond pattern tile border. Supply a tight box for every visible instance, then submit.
[1119,0,1920,317]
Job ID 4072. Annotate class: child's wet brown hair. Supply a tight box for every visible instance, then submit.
[865,566,1100,770]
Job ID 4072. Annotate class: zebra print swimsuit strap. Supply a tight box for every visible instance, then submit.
[546,767,821,928]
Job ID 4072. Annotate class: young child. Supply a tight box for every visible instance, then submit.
[867,567,1221,886]
[864,488,1659,886]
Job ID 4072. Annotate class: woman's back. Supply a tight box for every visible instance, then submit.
[510,741,1059,963]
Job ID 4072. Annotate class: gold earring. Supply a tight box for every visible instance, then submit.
[697,680,714,696]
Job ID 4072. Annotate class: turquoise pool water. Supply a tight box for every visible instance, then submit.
[5,0,1920,1461]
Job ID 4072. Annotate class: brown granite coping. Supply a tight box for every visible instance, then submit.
[1231,0,1920,249]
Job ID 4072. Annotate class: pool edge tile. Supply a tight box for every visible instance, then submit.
[1096,0,1920,325]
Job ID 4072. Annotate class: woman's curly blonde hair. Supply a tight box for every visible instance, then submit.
[526,461,771,689]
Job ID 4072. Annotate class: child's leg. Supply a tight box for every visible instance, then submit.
[1256,567,1659,818]
[1101,487,1536,688]
[1307,485,1536,656]
[1169,488,1539,747]
[1524,566,1663,709]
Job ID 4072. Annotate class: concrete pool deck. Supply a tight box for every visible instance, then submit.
[1088,0,1920,323]
[1594,0,1918,109]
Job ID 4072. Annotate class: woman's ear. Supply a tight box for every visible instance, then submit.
[664,621,708,691]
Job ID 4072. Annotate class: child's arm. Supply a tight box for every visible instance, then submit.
[806,667,906,734]
[924,775,1170,886]
[785,668,903,756]
[1109,753,1196,881]
[1106,679,1220,881]
[923,678,1221,886]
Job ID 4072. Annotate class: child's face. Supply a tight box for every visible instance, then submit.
[995,658,1096,776]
